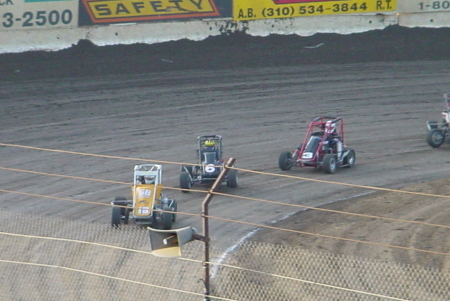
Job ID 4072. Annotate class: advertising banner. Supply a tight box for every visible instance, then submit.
[79,0,231,25]
[233,0,397,21]
[0,0,78,30]
[397,0,450,13]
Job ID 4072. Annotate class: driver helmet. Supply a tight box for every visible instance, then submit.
[144,175,156,184]
[326,121,336,133]
[204,140,215,147]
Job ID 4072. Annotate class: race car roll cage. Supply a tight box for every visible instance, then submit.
[180,134,238,191]
[182,135,224,182]
[111,164,176,228]
[197,135,223,163]
[295,116,345,167]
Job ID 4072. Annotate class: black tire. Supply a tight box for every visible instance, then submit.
[113,196,128,215]
[123,210,130,224]
[343,149,356,168]
[181,165,193,175]
[426,129,445,148]
[278,151,293,171]
[180,172,192,193]
[227,169,239,188]
[323,154,337,174]
[171,200,177,222]
[111,206,121,227]
[161,208,173,230]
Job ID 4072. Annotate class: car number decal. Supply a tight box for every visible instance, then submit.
[205,164,215,173]
[302,152,313,159]
[139,189,151,197]
[138,207,150,214]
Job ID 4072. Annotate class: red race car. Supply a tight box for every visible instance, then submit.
[279,116,356,174]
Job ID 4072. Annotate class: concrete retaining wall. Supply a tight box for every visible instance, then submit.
[1,0,450,54]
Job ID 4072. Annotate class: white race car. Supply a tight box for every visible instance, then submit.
[426,93,450,148]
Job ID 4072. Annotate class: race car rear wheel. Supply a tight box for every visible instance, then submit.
[180,172,192,193]
[323,154,337,174]
[426,129,445,148]
[111,206,122,227]
[123,210,130,224]
[227,169,239,188]
[343,149,356,168]
[162,207,173,230]
[171,200,177,222]
[279,151,293,171]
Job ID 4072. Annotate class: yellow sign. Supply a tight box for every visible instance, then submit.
[233,0,396,20]
[84,0,219,23]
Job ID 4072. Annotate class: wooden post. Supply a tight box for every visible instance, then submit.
[201,157,236,300]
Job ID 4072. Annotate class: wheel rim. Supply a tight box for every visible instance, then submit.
[348,153,355,166]
[330,158,336,172]
[285,155,292,168]
[433,131,444,144]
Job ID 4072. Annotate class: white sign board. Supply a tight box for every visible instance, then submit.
[398,0,450,12]
[0,0,78,30]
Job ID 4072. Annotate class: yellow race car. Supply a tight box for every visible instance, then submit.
[111,164,177,229]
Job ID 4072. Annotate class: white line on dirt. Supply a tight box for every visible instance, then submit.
[211,190,375,278]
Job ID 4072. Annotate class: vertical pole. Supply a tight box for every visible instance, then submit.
[201,157,236,301]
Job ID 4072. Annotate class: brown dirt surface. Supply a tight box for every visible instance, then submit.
[1,24,450,299]
[250,178,450,273]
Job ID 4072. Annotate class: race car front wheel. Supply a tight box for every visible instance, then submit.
[426,129,445,148]
[111,207,122,228]
[279,151,293,171]
[180,172,192,193]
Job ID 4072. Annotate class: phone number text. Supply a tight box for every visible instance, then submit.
[236,0,394,19]
[264,2,369,17]
[1,9,74,29]
[418,1,450,10]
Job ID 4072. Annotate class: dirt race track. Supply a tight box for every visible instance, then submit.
[1,25,450,299]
